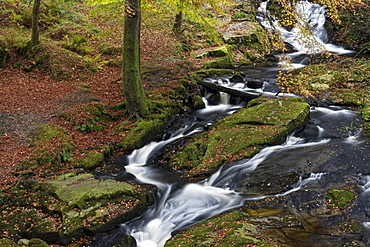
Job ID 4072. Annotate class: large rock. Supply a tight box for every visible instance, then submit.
[170,97,310,177]
[220,21,271,63]
[165,210,281,246]
[191,46,230,59]
[1,173,154,246]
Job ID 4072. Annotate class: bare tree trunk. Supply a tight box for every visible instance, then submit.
[173,11,183,33]
[31,0,41,46]
[122,0,148,118]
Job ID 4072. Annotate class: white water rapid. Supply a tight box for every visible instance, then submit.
[122,101,336,247]
[257,0,354,69]
[117,100,368,247]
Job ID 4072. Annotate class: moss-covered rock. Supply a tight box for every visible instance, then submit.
[201,55,235,69]
[28,238,50,247]
[191,69,234,78]
[0,238,19,247]
[221,21,271,63]
[165,210,279,247]
[17,124,73,172]
[170,97,310,177]
[36,41,95,80]
[191,45,230,59]
[168,186,362,247]
[115,100,180,151]
[74,151,105,169]
[0,173,154,245]
[279,57,370,99]
[328,189,356,208]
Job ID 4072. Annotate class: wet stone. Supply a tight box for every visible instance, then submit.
[246,78,264,89]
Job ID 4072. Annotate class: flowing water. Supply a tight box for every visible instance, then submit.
[91,1,370,246]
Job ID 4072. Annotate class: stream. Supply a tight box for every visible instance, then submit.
[90,1,370,246]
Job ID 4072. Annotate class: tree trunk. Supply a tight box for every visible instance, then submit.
[31,0,41,46]
[173,11,183,33]
[122,0,148,118]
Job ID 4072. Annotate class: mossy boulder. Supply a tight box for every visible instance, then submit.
[279,57,370,101]
[165,210,280,247]
[17,124,73,172]
[170,97,310,177]
[28,238,50,247]
[74,151,105,169]
[201,54,235,69]
[221,21,271,63]
[0,238,19,247]
[191,45,230,59]
[5,173,154,245]
[167,187,362,247]
[115,100,180,151]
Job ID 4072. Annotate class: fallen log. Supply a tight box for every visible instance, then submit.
[197,79,264,101]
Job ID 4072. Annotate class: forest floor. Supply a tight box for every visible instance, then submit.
[0,25,199,190]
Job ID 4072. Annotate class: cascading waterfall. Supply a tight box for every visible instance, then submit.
[256,0,354,68]
[257,0,326,53]
[217,78,231,105]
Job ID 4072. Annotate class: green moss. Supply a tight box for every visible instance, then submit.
[0,170,154,246]
[0,238,19,247]
[170,136,207,170]
[192,69,234,78]
[36,41,94,80]
[331,89,369,107]
[59,103,119,133]
[29,238,50,247]
[281,57,370,99]
[117,117,166,150]
[233,11,248,19]
[24,172,147,244]
[170,98,309,175]
[190,94,205,110]
[202,56,234,69]
[363,106,370,136]
[111,102,127,111]
[19,124,73,171]
[48,173,134,208]
[191,46,229,58]
[166,211,277,247]
[74,152,105,169]
[115,99,179,150]
[328,189,355,208]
